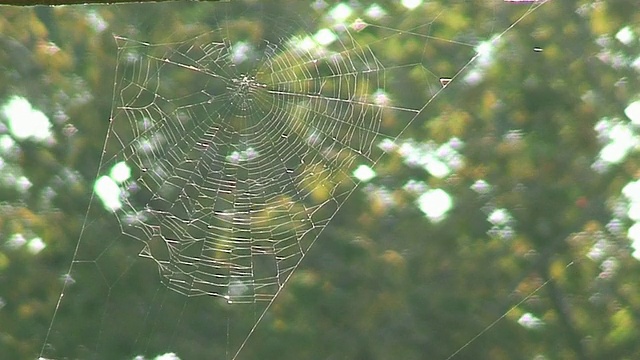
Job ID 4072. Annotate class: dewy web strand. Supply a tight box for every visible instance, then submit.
[38,1,556,360]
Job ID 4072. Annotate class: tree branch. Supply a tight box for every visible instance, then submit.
[1,0,227,5]
[540,264,591,360]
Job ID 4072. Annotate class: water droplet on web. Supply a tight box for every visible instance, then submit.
[440,78,452,87]
[351,18,368,32]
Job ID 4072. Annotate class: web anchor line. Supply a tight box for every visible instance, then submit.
[444,261,576,360]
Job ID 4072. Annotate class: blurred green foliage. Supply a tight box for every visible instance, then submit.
[1,1,640,359]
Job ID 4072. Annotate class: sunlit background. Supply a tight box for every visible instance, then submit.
[1,1,640,359]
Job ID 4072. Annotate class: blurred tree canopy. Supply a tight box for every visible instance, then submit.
[1,1,640,360]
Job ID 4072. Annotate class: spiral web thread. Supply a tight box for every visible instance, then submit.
[109,23,431,303]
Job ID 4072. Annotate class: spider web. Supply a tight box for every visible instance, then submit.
[109,25,402,303]
[39,1,551,359]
